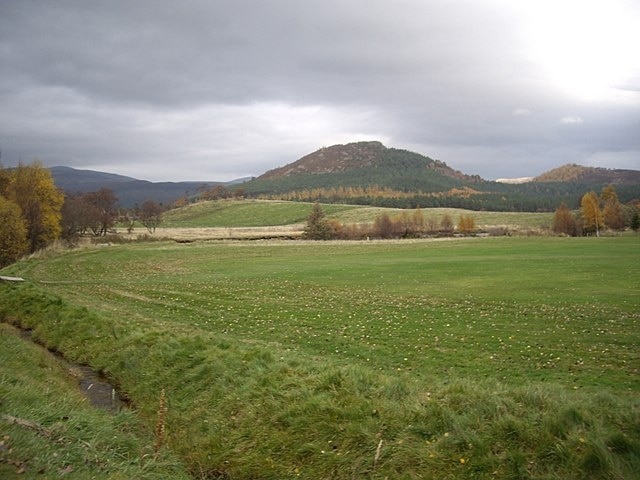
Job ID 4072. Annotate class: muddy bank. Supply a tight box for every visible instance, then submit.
[6,322,128,413]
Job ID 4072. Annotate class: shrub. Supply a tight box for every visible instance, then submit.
[457,215,476,234]
[303,203,333,240]
[0,196,29,267]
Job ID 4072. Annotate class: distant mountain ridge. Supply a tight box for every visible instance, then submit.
[50,166,225,207]
[49,143,640,211]
[51,166,137,185]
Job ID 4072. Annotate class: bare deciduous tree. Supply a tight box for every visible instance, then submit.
[139,200,164,233]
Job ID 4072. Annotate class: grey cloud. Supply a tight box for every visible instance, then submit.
[1,0,638,181]
[2,0,527,107]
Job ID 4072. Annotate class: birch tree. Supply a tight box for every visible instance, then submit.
[581,191,603,237]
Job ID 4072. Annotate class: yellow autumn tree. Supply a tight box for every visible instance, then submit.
[5,161,64,252]
[580,191,603,237]
[457,215,476,234]
[0,196,29,267]
[600,185,624,230]
[0,165,10,194]
[412,207,426,233]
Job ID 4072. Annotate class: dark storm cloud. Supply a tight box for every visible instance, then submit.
[3,1,512,106]
[1,0,638,181]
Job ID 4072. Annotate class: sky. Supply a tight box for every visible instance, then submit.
[1,0,639,182]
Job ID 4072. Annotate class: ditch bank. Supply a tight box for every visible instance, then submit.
[2,321,128,413]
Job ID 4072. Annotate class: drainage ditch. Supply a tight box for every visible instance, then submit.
[5,322,128,413]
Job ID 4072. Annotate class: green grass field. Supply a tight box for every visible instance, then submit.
[160,199,553,230]
[161,200,358,227]
[1,236,639,478]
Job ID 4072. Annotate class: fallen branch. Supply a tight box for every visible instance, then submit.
[1,414,52,437]
[0,276,24,282]
[373,439,383,468]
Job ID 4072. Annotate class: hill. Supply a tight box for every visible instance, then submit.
[243,141,491,201]
[50,166,138,186]
[242,142,640,211]
[48,145,640,212]
[259,141,479,183]
[534,163,640,184]
[50,166,223,207]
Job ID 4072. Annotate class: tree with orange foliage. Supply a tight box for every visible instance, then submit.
[0,196,28,267]
[600,185,624,230]
[580,191,603,236]
[552,203,578,236]
[457,215,476,234]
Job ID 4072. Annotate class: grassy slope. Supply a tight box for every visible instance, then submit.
[160,199,552,230]
[1,236,639,479]
[161,200,358,228]
[0,323,191,479]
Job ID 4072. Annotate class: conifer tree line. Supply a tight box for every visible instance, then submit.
[552,185,638,236]
[255,182,640,212]
[0,161,165,268]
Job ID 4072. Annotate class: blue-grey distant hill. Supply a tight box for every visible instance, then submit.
[50,166,248,207]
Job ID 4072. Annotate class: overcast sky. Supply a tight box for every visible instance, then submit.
[1,0,639,182]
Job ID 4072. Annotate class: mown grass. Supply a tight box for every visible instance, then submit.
[160,199,553,230]
[0,323,191,479]
[1,236,639,479]
[161,200,358,228]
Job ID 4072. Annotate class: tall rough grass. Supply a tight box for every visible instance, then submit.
[1,283,638,479]
[0,323,191,479]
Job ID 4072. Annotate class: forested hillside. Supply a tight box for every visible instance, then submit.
[240,142,640,211]
[534,163,640,184]
[44,142,640,212]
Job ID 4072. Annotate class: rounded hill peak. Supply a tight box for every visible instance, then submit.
[259,141,388,179]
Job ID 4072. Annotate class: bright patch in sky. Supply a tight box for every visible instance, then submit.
[561,115,584,124]
[523,0,640,102]
[512,108,532,116]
